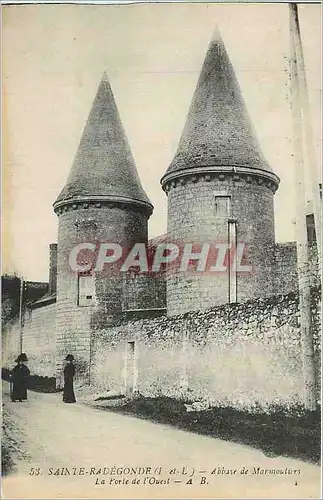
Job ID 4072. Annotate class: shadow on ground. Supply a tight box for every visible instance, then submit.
[99,395,320,465]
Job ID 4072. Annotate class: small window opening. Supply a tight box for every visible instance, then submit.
[78,271,94,307]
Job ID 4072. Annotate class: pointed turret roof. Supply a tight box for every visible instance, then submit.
[161,31,279,188]
[54,73,153,215]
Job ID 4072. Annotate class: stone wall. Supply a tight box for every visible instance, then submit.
[91,288,321,410]
[274,242,298,294]
[275,242,320,294]
[48,243,58,295]
[2,318,21,369]
[2,284,320,411]
[122,274,166,311]
[2,302,57,378]
[23,303,57,377]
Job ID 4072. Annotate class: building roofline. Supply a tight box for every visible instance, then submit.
[53,195,154,216]
[29,294,56,310]
[161,165,280,192]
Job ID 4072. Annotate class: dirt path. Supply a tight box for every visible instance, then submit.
[2,383,320,499]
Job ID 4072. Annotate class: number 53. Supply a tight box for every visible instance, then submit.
[29,467,41,476]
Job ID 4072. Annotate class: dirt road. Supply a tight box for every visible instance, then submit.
[2,383,320,499]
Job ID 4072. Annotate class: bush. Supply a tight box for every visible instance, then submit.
[2,369,60,393]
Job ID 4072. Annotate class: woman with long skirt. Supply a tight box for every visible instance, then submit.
[11,353,30,402]
[63,354,76,403]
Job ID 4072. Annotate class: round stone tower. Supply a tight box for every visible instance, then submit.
[161,31,280,316]
[53,73,153,380]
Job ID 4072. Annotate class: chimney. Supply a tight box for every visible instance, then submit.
[49,243,57,295]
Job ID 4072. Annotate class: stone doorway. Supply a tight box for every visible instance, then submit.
[123,340,138,395]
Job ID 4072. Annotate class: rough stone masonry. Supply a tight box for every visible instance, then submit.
[2,31,321,408]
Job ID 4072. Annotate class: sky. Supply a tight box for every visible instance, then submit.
[2,2,322,281]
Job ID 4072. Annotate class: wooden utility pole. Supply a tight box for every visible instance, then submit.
[180,320,189,392]
[289,3,316,410]
[289,3,322,274]
[18,275,24,354]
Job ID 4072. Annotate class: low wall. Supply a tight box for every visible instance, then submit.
[91,288,321,410]
[2,303,57,378]
[2,286,321,410]
[2,319,21,369]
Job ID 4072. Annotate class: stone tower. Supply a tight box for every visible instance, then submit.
[161,32,280,316]
[53,73,153,381]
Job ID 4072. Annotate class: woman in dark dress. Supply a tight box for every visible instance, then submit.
[11,353,30,402]
[63,354,76,403]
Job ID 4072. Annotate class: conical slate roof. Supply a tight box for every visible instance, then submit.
[161,31,279,187]
[54,73,153,214]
